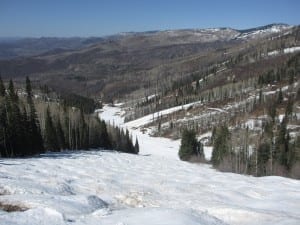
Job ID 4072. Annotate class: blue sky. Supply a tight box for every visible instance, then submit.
[0,0,299,37]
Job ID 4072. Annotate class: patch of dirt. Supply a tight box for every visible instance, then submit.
[0,188,10,196]
[0,201,29,212]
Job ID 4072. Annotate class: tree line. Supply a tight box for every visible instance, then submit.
[210,120,299,178]
[0,77,139,157]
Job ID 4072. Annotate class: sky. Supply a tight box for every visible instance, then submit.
[0,0,299,37]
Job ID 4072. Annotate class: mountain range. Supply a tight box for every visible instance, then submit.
[0,23,297,101]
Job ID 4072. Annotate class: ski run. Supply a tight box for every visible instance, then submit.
[0,104,299,225]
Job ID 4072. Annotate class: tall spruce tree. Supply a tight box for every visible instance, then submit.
[211,125,231,167]
[25,77,44,154]
[0,77,7,156]
[99,120,111,149]
[179,129,202,161]
[6,80,23,156]
[0,77,5,97]
[134,138,139,154]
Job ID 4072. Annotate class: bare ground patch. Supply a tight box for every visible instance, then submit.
[0,201,29,212]
[0,187,11,196]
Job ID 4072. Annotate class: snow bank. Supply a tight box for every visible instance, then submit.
[284,46,300,54]
[124,101,202,129]
[267,46,300,57]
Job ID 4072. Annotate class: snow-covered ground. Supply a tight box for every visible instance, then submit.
[0,104,299,225]
[100,104,200,160]
[267,46,300,57]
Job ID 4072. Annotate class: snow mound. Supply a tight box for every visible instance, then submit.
[80,208,227,225]
[0,207,64,225]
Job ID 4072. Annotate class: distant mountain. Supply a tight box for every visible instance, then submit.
[0,24,292,60]
[0,24,297,101]
[0,37,104,59]
[238,23,289,34]
[235,23,291,39]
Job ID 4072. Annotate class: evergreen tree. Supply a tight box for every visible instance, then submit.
[268,103,277,123]
[0,98,8,157]
[20,106,30,156]
[275,117,294,171]
[8,79,18,102]
[134,138,139,154]
[124,129,134,153]
[0,77,5,97]
[277,88,283,104]
[25,77,44,154]
[285,97,294,118]
[99,120,111,149]
[257,142,270,176]
[211,125,231,167]
[6,80,23,156]
[0,77,7,156]
[178,129,202,161]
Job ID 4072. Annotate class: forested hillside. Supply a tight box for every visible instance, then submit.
[122,25,300,178]
[0,77,138,157]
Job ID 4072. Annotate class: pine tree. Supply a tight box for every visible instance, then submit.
[0,91,8,156]
[257,142,270,176]
[6,80,23,156]
[277,88,283,104]
[19,106,28,155]
[211,125,231,167]
[134,138,139,154]
[25,77,44,154]
[0,77,5,97]
[275,117,294,171]
[285,97,294,119]
[99,119,111,149]
[0,77,6,156]
[179,129,201,161]
[8,80,18,102]
[268,103,277,123]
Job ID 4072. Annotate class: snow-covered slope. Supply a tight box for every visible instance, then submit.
[1,151,299,225]
[236,24,291,40]
[99,104,186,159]
[0,105,299,225]
[0,151,227,225]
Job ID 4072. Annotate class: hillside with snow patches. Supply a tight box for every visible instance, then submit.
[0,104,299,225]
[236,24,291,40]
